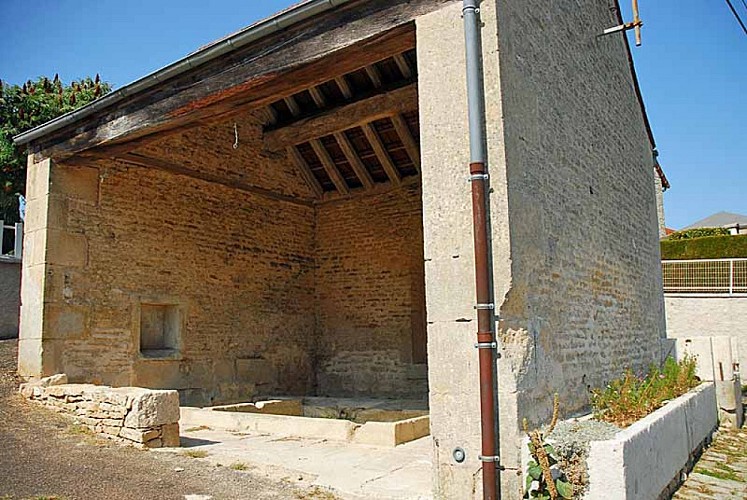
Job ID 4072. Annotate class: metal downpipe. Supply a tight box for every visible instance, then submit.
[463,1,500,500]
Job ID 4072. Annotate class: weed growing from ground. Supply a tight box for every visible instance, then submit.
[183,450,209,459]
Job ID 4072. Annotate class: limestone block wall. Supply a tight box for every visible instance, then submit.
[20,374,180,448]
[315,182,427,398]
[0,260,20,339]
[665,295,747,373]
[19,117,318,406]
[495,0,665,424]
[654,171,667,238]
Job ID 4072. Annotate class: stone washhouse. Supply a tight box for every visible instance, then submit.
[14,1,668,498]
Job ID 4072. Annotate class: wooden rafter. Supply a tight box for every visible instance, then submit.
[284,95,302,117]
[287,146,324,198]
[393,54,412,79]
[362,123,401,186]
[117,152,313,206]
[333,132,374,189]
[365,65,383,88]
[309,87,327,108]
[335,76,353,99]
[264,83,417,151]
[310,139,350,195]
[391,114,420,172]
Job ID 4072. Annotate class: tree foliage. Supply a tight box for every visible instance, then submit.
[0,75,111,222]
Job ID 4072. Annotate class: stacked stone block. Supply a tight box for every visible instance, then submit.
[20,374,180,448]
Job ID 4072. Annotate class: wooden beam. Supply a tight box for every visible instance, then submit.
[333,132,374,189]
[362,123,401,186]
[117,152,313,206]
[284,96,301,117]
[263,105,279,125]
[335,76,353,99]
[310,139,350,195]
[308,87,327,108]
[264,83,417,151]
[33,0,439,162]
[286,146,324,198]
[391,114,420,172]
[365,65,383,88]
[393,53,412,79]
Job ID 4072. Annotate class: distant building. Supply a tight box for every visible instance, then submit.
[683,211,747,235]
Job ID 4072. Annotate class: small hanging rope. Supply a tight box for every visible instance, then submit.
[233,123,239,149]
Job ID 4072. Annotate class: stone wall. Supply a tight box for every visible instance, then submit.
[19,114,318,406]
[315,182,427,398]
[496,0,665,423]
[654,170,667,238]
[665,295,747,372]
[0,259,20,339]
[20,374,180,448]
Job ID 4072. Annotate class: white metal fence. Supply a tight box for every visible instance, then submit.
[662,258,747,295]
[0,220,23,261]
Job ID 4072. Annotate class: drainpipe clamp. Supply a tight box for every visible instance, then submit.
[468,173,489,182]
[478,455,501,463]
[474,303,494,310]
[474,342,498,350]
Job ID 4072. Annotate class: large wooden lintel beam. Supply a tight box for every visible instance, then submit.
[31,0,451,162]
[263,83,417,151]
[116,152,314,207]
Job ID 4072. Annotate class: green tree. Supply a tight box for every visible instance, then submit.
[0,75,111,223]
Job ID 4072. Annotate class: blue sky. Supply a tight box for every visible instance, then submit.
[1,0,744,229]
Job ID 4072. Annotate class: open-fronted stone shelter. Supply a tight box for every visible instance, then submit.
[15,1,667,497]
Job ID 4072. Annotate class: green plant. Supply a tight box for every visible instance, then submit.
[661,234,747,260]
[591,356,699,428]
[523,395,573,500]
[183,449,209,459]
[666,227,730,240]
[230,462,249,471]
[0,75,111,222]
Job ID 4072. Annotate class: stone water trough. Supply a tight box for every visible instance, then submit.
[181,397,430,447]
[523,383,718,500]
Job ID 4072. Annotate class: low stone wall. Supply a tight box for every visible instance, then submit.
[20,374,180,448]
[585,383,717,500]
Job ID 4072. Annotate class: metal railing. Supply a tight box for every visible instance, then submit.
[0,220,23,261]
[662,258,747,295]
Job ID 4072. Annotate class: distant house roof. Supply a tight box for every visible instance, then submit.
[683,211,747,230]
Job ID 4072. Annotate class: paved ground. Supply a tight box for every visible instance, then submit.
[0,339,338,500]
[673,428,747,500]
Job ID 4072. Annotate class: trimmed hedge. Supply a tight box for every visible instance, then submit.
[667,227,730,240]
[661,234,747,260]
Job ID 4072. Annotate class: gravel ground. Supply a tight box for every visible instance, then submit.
[0,339,335,500]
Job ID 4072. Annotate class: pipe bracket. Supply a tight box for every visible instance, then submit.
[468,173,489,182]
[474,342,498,350]
[478,455,501,463]
[474,303,494,310]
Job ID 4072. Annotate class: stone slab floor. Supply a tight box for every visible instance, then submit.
[0,339,340,500]
[673,428,747,499]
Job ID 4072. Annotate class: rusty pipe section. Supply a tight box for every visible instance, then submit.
[463,1,500,499]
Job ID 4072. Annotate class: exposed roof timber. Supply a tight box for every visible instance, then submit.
[309,87,328,108]
[287,146,324,198]
[391,114,420,172]
[116,152,314,206]
[310,139,351,194]
[334,132,374,189]
[318,173,420,205]
[365,65,383,88]
[284,96,302,117]
[335,76,353,99]
[362,123,402,186]
[263,83,418,151]
[19,0,438,160]
[393,54,412,79]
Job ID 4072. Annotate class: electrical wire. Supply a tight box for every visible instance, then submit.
[725,0,747,35]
